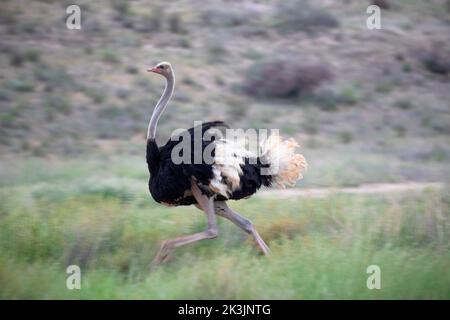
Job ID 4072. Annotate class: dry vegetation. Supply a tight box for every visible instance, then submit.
[0,0,449,185]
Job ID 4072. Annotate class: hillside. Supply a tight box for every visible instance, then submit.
[1,0,450,187]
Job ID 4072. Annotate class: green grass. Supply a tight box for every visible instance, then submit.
[0,159,449,299]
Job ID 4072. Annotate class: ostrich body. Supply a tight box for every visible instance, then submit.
[146,62,307,265]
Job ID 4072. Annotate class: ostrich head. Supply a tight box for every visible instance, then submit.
[147,61,172,78]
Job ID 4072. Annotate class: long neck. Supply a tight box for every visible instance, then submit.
[147,71,175,140]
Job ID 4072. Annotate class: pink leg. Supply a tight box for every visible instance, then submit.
[214,201,270,256]
[151,180,218,267]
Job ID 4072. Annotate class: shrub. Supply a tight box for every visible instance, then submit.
[33,63,74,89]
[371,0,390,9]
[126,65,139,74]
[243,49,264,61]
[7,47,40,67]
[338,132,353,144]
[116,88,131,100]
[43,94,72,120]
[101,49,121,64]
[200,7,252,27]
[393,99,414,110]
[168,13,184,33]
[110,0,130,20]
[243,57,332,98]
[338,86,362,105]
[177,36,191,48]
[0,104,22,128]
[274,0,339,33]
[23,49,40,62]
[414,41,450,75]
[206,39,228,62]
[133,7,164,33]
[0,6,18,26]
[10,53,25,67]
[420,45,450,75]
[311,86,361,111]
[312,89,339,111]
[6,79,35,92]
[83,86,107,104]
[0,89,10,102]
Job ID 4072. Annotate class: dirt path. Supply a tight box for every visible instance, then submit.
[257,182,444,199]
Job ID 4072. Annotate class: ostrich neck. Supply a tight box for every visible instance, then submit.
[147,72,175,140]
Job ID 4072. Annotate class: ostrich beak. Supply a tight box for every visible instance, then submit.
[147,67,158,73]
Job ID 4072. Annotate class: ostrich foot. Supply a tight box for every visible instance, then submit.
[251,230,270,256]
[150,240,173,270]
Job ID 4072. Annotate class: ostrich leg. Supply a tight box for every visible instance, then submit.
[151,181,218,267]
[214,201,270,256]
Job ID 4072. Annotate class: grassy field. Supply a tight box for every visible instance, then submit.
[0,158,449,299]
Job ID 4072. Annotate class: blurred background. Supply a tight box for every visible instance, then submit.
[0,0,449,299]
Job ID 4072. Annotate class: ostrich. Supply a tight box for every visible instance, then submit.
[146,62,307,265]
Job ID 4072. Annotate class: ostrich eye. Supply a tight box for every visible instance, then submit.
[158,65,164,69]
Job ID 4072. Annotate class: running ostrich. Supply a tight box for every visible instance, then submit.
[146,62,307,265]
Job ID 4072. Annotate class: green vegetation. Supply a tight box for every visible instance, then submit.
[274,0,339,33]
[0,159,448,299]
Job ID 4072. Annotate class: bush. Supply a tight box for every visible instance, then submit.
[371,0,390,9]
[6,46,40,67]
[23,49,40,62]
[168,13,184,33]
[338,131,353,144]
[0,88,11,102]
[101,49,121,64]
[110,0,130,20]
[43,94,72,120]
[274,0,339,33]
[6,79,35,92]
[393,99,414,110]
[312,89,339,111]
[126,65,139,74]
[200,7,253,27]
[420,44,450,75]
[412,40,450,76]
[0,6,18,25]
[177,36,191,48]
[133,7,164,33]
[0,104,23,128]
[243,57,332,98]
[116,88,131,100]
[33,63,74,89]
[206,38,228,62]
[309,86,361,111]
[83,86,107,104]
[10,53,25,67]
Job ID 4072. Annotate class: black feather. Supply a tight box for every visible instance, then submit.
[147,120,273,206]
[147,121,227,205]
